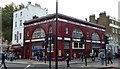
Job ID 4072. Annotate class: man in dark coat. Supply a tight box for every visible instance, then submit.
[66,54,70,67]
[0,51,7,69]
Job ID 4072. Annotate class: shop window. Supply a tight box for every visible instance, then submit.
[74,42,78,48]
[72,42,84,49]
[79,43,83,48]
[64,42,70,49]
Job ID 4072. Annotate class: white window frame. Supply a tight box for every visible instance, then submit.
[72,42,85,49]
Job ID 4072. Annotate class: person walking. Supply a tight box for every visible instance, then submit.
[81,52,84,62]
[0,51,7,69]
[107,50,113,64]
[66,54,70,67]
[100,51,105,65]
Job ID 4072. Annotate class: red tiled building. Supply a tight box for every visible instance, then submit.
[23,13,105,60]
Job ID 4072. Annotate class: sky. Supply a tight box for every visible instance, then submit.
[0,0,120,20]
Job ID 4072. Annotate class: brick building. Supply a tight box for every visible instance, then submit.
[89,12,120,54]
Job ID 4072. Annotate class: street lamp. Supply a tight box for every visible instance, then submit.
[55,0,58,69]
[49,33,52,69]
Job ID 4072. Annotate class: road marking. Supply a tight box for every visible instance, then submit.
[25,64,31,69]
[0,64,3,69]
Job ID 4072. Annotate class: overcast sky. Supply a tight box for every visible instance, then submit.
[0,0,120,20]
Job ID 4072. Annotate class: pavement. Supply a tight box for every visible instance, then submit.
[1,58,120,68]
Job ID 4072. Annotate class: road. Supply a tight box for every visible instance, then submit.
[0,58,119,69]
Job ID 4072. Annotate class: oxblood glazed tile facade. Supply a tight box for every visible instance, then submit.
[23,13,105,60]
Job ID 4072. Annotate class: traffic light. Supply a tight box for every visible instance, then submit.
[51,37,54,44]
[80,36,85,44]
[45,35,48,44]
[105,35,109,44]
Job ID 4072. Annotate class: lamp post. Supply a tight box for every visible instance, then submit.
[55,0,58,69]
[49,33,52,69]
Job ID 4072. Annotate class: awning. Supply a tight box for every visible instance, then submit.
[11,44,22,50]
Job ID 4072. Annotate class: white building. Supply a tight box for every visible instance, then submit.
[12,2,48,49]
[108,16,120,54]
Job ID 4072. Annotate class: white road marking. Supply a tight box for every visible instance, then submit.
[0,64,3,69]
[25,64,31,69]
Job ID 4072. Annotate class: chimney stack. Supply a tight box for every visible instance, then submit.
[89,14,97,23]
[99,11,106,18]
[28,1,31,5]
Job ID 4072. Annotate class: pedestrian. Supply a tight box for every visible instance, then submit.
[74,53,76,59]
[81,52,84,62]
[107,51,113,64]
[0,51,7,69]
[10,52,13,61]
[100,51,105,65]
[66,54,70,67]
[36,52,40,61]
[92,53,95,61]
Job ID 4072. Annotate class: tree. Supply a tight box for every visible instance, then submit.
[2,3,25,43]
[2,4,14,43]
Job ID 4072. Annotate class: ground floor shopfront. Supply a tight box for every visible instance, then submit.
[24,38,104,60]
[23,13,105,60]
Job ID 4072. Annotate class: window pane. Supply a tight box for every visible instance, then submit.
[64,42,70,49]
[66,27,69,34]
[72,29,83,38]
[74,42,78,48]
[79,43,83,48]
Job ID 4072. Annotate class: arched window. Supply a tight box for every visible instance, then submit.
[32,28,45,38]
[72,29,84,49]
[92,33,100,41]
[72,29,83,38]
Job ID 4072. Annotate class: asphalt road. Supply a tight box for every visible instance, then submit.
[0,62,119,69]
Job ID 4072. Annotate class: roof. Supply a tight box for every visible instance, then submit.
[24,13,105,29]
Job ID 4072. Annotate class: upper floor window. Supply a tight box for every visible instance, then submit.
[49,26,52,34]
[15,22,17,27]
[32,28,45,38]
[115,29,117,34]
[112,28,115,33]
[27,31,30,37]
[20,20,22,26]
[20,33,21,39]
[20,12,22,16]
[92,32,100,41]
[66,27,69,34]
[72,29,83,38]
[15,34,16,40]
[119,30,120,34]
[15,14,17,18]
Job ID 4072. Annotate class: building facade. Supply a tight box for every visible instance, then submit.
[12,2,48,58]
[24,13,105,60]
[89,12,120,54]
